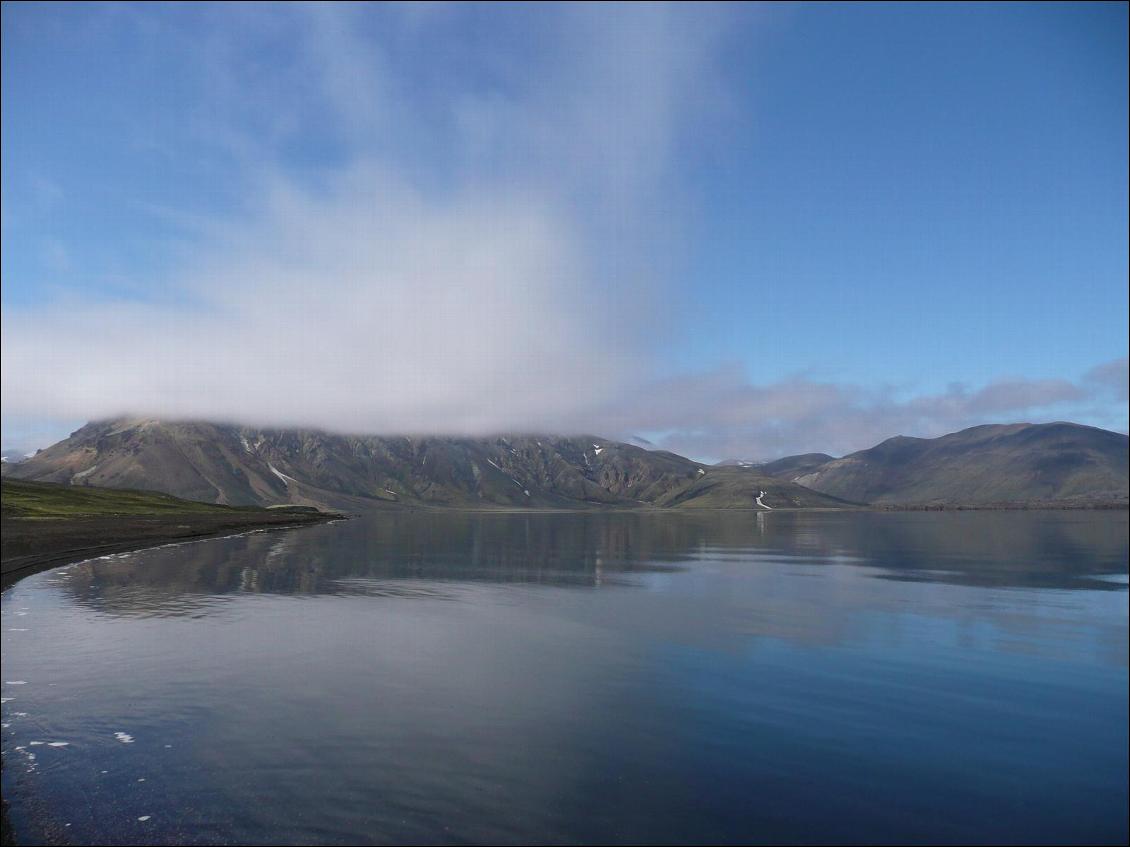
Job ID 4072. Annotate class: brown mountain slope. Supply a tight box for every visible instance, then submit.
[4,419,851,511]
[761,423,1128,505]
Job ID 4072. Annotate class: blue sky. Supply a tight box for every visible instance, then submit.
[2,2,1127,460]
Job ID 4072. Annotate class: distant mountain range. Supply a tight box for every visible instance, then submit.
[1,419,848,511]
[756,422,1128,505]
[4,419,1125,509]
[1,447,37,464]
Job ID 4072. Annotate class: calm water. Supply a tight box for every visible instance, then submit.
[2,511,1127,845]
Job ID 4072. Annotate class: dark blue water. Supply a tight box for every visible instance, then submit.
[2,510,1127,845]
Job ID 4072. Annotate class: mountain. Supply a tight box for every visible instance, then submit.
[3,419,852,511]
[756,453,835,478]
[761,423,1128,505]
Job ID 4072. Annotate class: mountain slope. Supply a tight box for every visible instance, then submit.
[4,419,850,511]
[763,423,1128,505]
[756,453,835,479]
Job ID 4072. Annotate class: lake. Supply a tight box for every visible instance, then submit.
[2,510,1127,845]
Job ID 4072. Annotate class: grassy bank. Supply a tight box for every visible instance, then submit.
[1,479,342,589]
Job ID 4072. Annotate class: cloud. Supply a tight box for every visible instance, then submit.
[1,4,731,437]
[619,360,1129,461]
[3,167,637,433]
[1084,357,1129,402]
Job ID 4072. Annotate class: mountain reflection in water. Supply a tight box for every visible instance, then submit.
[2,510,1126,846]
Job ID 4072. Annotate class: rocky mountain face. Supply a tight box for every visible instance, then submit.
[759,423,1128,505]
[3,419,851,511]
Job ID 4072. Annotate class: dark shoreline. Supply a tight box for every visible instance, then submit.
[1,511,344,592]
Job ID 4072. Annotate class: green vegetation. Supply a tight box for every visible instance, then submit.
[1,479,252,519]
[2,479,338,589]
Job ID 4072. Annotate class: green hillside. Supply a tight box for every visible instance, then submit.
[2,478,255,518]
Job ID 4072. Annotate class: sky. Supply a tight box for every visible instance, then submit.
[2,1,1127,462]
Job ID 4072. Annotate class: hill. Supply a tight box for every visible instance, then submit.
[3,477,245,518]
[759,423,1128,505]
[3,420,851,511]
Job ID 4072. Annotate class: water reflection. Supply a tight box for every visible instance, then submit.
[52,510,1128,619]
[3,511,1127,846]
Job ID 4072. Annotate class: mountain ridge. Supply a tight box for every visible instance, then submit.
[3,419,852,512]
[755,422,1128,505]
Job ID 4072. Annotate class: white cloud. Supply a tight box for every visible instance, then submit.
[2,167,638,434]
[619,361,1130,461]
[1,4,729,438]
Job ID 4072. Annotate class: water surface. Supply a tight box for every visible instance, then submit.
[2,510,1127,845]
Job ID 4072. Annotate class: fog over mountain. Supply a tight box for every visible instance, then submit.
[7,418,1126,510]
[3,419,852,512]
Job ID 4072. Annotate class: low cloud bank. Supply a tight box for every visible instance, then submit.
[621,359,1128,460]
